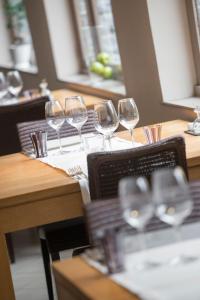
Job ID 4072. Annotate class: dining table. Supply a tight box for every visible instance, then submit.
[52,221,200,300]
[0,88,103,109]
[53,256,140,300]
[0,119,200,300]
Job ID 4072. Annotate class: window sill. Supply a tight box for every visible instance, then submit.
[163,97,200,110]
[58,74,126,99]
[0,62,38,74]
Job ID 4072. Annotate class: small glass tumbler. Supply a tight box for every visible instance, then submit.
[84,134,105,153]
[100,228,125,274]
[30,131,48,158]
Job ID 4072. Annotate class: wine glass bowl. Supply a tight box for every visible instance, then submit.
[153,167,193,227]
[94,100,119,149]
[123,194,154,230]
[65,96,88,150]
[45,100,65,155]
[7,70,23,98]
[47,115,65,131]
[155,189,193,227]
[118,98,139,144]
[119,176,153,230]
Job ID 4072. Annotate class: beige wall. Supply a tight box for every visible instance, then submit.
[111,0,196,125]
[43,0,81,80]
[148,0,196,101]
[0,0,196,125]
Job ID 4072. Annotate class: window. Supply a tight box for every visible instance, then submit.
[42,0,125,95]
[1,0,37,72]
[73,0,123,82]
[195,0,200,31]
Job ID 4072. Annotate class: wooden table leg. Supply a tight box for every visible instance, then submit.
[0,232,15,300]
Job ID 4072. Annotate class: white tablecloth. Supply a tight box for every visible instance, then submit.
[84,226,200,300]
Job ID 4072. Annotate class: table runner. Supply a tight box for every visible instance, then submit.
[38,134,142,204]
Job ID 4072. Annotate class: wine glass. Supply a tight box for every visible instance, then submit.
[119,176,159,270]
[94,100,119,150]
[192,105,200,133]
[118,98,139,145]
[0,72,8,100]
[152,167,197,265]
[7,70,23,98]
[65,96,88,151]
[45,100,66,155]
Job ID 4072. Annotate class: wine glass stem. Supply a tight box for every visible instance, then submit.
[138,228,146,251]
[137,227,148,262]
[107,135,112,150]
[56,129,62,154]
[174,224,182,243]
[78,128,83,150]
[129,128,134,145]
[173,225,186,261]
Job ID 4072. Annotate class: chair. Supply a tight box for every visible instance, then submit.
[87,136,188,200]
[85,181,200,244]
[0,95,49,264]
[17,109,95,151]
[0,96,49,155]
[17,110,95,300]
[87,136,188,232]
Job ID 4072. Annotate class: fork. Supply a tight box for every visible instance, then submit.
[71,165,88,179]
[66,165,88,180]
[66,167,81,180]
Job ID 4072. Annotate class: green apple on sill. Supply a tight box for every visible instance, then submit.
[102,66,113,79]
[97,52,110,65]
[90,61,104,75]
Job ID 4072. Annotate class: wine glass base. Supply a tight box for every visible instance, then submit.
[169,254,198,266]
[135,260,161,271]
[49,149,71,156]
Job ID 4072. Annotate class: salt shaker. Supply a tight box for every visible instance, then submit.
[30,131,48,158]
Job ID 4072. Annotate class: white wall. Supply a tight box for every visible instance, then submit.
[43,0,81,80]
[147,0,196,101]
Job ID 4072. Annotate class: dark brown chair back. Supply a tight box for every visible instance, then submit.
[17,110,96,151]
[85,198,125,242]
[0,96,49,155]
[87,136,188,201]
[85,181,200,242]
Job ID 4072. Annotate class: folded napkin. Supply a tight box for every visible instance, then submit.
[79,178,91,205]
[39,136,142,205]
[84,238,200,300]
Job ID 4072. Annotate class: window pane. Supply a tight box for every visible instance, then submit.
[3,0,37,71]
[93,0,121,65]
[75,0,122,81]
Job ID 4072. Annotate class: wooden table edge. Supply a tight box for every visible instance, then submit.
[53,257,140,300]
